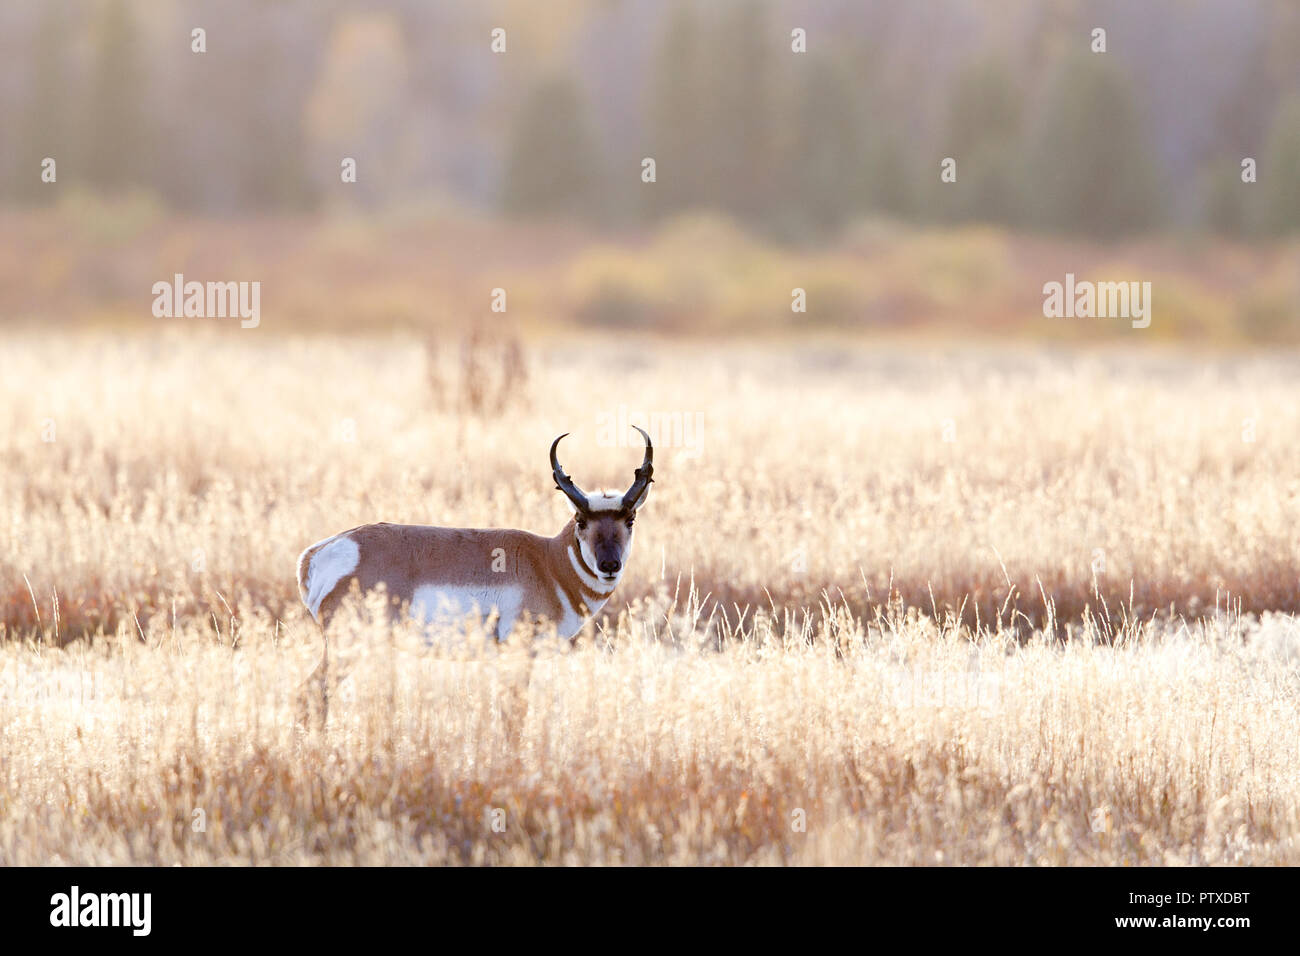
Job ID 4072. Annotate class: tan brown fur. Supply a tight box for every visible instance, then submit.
[301,516,629,632]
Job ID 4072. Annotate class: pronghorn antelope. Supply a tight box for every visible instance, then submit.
[296,426,654,641]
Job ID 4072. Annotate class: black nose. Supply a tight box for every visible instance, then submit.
[598,559,621,575]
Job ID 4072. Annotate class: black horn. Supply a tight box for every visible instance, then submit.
[620,425,654,512]
[550,433,592,514]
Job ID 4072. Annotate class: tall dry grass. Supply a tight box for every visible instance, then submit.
[3,330,1299,637]
[2,602,1298,864]
[2,329,1300,864]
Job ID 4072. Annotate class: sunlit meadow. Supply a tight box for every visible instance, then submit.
[2,330,1299,864]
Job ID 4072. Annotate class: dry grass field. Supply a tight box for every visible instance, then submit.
[2,328,1300,864]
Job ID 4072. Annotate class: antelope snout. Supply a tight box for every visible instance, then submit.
[598,558,621,575]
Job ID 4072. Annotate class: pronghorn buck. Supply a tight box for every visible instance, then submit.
[296,426,654,642]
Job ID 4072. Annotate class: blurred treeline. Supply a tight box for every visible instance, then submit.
[1,0,1298,240]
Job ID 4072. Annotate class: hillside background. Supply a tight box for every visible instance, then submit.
[0,0,1297,341]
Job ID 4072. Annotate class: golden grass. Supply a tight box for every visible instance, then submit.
[3,603,1298,864]
[5,330,1300,636]
[2,329,1300,864]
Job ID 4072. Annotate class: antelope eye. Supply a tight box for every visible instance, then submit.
[625,517,635,528]
[576,519,588,531]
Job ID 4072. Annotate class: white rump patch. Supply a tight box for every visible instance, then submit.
[301,535,360,621]
[411,583,523,642]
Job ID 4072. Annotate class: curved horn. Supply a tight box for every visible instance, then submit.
[620,425,655,512]
[550,433,591,514]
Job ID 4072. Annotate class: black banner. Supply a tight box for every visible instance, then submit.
[0,866,1280,943]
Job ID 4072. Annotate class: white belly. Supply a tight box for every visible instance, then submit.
[410,584,522,642]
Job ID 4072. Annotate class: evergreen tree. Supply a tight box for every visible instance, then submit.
[647,4,707,219]
[1254,95,1300,236]
[1211,34,1276,168]
[1201,156,1250,236]
[88,0,149,191]
[864,134,912,219]
[237,20,318,211]
[787,57,863,234]
[704,1,775,222]
[1021,52,1164,238]
[501,76,601,219]
[19,1,71,204]
[936,57,1025,225]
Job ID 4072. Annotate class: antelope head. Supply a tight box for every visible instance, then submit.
[550,425,654,584]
